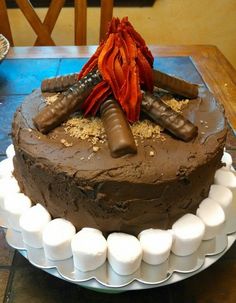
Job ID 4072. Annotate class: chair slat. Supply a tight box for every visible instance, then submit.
[100,0,113,41]
[34,0,65,46]
[0,0,14,46]
[15,0,55,45]
[2,0,113,46]
[75,0,87,45]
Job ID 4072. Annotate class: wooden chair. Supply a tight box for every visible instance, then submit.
[0,0,113,46]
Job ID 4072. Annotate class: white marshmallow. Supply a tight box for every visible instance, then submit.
[0,158,14,179]
[214,168,236,188]
[4,192,31,231]
[0,177,20,209]
[19,204,51,248]
[209,184,233,217]
[43,218,76,261]
[221,151,233,169]
[71,228,107,272]
[138,229,172,265]
[6,144,15,159]
[107,232,142,275]
[196,198,225,240]
[171,214,205,256]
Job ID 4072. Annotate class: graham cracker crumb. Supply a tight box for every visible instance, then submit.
[131,119,164,140]
[93,146,100,152]
[60,139,73,147]
[154,90,189,113]
[87,153,94,160]
[149,151,155,156]
[163,98,189,112]
[64,115,105,145]
[161,136,166,142]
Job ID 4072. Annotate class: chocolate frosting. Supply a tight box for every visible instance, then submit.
[12,87,227,236]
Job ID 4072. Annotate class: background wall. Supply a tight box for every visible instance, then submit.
[7,0,236,67]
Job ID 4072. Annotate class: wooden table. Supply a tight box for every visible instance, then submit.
[0,45,236,302]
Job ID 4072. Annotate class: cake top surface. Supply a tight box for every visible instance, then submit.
[13,85,226,184]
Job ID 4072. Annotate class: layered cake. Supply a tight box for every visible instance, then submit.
[11,18,227,237]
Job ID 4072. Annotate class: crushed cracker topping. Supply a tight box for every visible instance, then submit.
[93,146,100,152]
[60,97,189,142]
[163,98,189,112]
[131,119,163,140]
[149,151,155,156]
[64,116,105,144]
[60,138,73,147]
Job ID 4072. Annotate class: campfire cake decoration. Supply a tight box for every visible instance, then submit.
[33,17,199,158]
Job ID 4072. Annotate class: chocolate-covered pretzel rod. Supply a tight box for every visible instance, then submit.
[33,70,102,134]
[41,73,79,93]
[142,92,198,141]
[153,69,199,99]
[100,99,137,158]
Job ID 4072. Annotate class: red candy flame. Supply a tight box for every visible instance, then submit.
[78,17,154,122]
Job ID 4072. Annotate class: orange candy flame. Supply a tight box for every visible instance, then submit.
[79,17,154,122]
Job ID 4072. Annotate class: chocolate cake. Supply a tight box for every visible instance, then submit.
[11,17,227,236]
[11,86,227,236]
